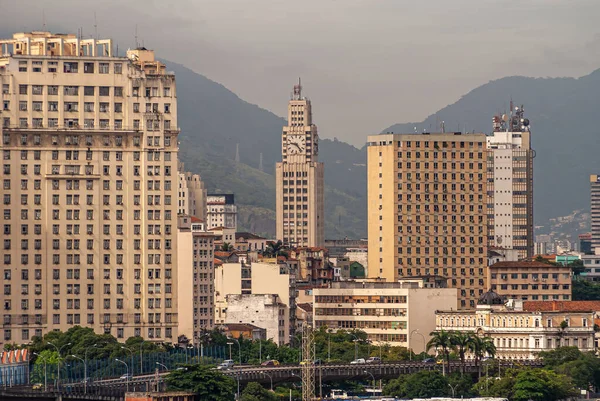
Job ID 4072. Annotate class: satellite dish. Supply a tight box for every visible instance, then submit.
[522,118,530,126]
[501,114,508,122]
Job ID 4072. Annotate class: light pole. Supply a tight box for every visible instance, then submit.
[70,355,85,393]
[364,370,376,390]
[229,338,241,365]
[84,344,99,384]
[139,341,147,374]
[448,383,459,398]
[409,330,425,361]
[327,329,332,362]
[352,339,359,361]
[227,342,233,360]
[156,362,168,371]
[47,341,71,390]
[258,339,262,365]
[115,359,129,392]
[261,371,273,391]
[33,352,47,392]
[121,346,134,376]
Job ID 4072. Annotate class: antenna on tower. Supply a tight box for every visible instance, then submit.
[259,153,263,172]
[235,143,240,163]
[42,9,46,31]
[94,12,98,40]
[135,24,138,48]
[293,78,302,100]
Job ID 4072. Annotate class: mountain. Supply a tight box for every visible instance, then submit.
[166,60,368,238]
[384,70,600,229]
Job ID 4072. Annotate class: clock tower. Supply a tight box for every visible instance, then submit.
[276,81,324,247]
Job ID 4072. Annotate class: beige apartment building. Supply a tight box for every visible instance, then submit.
[214,261,296,340]
[177,215,215,343]
[367,133,489,309]
[225,294,289,345]
[488,261,572,301]
[591,174,600,253]
[177,161,206,221]
[436,292,594,359]
[487,106,534,260]
[275,82,324,248]
[313,280,458,350]
[0,32,179,345]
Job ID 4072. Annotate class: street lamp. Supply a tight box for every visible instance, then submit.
[139,341,148,374]
[227,342,233,360]
[260,371,273,391]
[47,341,71,390]
[156,362,168,371]
[229,338,241,365]
[352,338,359,361]
[448,383,459,398]
[70,355,86,393]
[121,346,134,376]
[364,370,376,390]
[115,359,129,392]
[33,352,47,392]
[327,329,332,362]
[409,330,425,361]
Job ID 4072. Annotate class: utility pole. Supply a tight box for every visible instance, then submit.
[301,322,315,401]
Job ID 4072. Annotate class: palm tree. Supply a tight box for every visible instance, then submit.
[427,329,453,375]
[470,335,496,379]
[451,331,474,373]
[221,242,233,252]
[265,240,288,258]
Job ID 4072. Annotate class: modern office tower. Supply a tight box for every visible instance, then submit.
[0,32,179,346]
[275,82,324,248]
[591,175,600,253]
[487,105,534,260]
[367,133,488,309]
[177,215,215,342]
[177,161,206,221]
[206,194,237,230]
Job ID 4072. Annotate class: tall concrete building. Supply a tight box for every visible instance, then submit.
[487,105,534,260]
[177,215,215,343]
[276,82,324,248]
[206,194,237,231]
[367,133,488,309]
[591,175,600,253]
[177,161,206,221]
[0,32,179,345]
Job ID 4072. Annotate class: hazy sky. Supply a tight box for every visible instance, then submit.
[3,0,600,146]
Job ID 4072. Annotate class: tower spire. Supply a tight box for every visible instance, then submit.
[293,78,302,100]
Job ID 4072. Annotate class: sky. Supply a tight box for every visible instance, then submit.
[2,0,600,146]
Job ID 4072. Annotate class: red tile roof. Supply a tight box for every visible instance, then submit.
[190,216,204,223]
[523,300,600,312]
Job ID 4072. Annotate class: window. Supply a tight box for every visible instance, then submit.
[114,87,123,97]
[32,85,43,95]
[19,85,27,95]
[99,63,109,74]
[84,62,94,73]
[64,62,79,73]
[99,87,109,96]
[114,63,123,74]
[84,86,95,96]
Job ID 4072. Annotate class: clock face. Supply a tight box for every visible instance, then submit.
[287,135,305,154]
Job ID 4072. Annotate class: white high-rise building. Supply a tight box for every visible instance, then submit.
[206,194,237,230]
[487,104,534,260]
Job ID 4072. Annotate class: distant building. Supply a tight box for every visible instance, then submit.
[177,215,216,342]
[591,175,600,253]
[488,261,572,302]
[289,247,333,284]
[225,294,288,345]
[580,233,593,255]
[325,239,368,274]
[235,232,268,252]
[207,194,237,231]
[220,323,266,341]
[436,292,595,359]
[581,254,600,282]
[275,82,324,248]
[313,280,458,350]
[177,162,207,221]
[487,105,534,260]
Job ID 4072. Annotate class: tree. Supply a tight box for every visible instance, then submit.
[402,371,449,399]
[540,346,600,390]
[469,335,496,379]
[450,331,473,373]
[473,373,516,399]
[221,243,233,252]
[240,382,277,401]
[265,240,287,258]
[427,329,453,374]
[538,346,583,367]
[165,364,235,401]
[572,279,600,300]
[512,369,577,401]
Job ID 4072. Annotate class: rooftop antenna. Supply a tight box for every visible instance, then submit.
[235,143,240,163]
[42,9,46,31]
[293,77,302,100]
[441,120,445,133]
[135,24,138,48]
[94,12,98,40]
[259,153,263,172]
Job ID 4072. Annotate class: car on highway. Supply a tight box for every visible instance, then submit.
[32,383,43,390]
[261,359,280,366]
[366,357,381,364]
[350,358,366,364]
[120,374,132,380]
[423,358,435,363]
[300,359,323,365]
[217,359,235,370]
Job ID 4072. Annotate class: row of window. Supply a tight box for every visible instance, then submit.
[4,326,173,341]
[2,133,172,147]
[2,253,172,266]
[15,84,124,96]
[4,117,171,131]
[3,268,171,281]
[5,100,172,114]
[16,60,123,74]
[3,297,174,311]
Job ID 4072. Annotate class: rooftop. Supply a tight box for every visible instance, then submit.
[221,323,264,332]
[523,301,600,312]
[490,261,563,268]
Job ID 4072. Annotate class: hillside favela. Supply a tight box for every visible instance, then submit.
[1,2,600,401]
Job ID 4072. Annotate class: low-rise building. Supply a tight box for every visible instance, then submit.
[220,323,267,341]
[214,261,296,338]
[225,294,288,345]
[289,247,333,284]
[177,216,216,343]
[488,261,572,301]
[313,280,458,351]
[435,291,595,360]
[207,194,237,231]
[235,232,269,252]
[582,253,600,282]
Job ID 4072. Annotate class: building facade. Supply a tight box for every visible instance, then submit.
[436,293,595,360]
[488,261,571,302]
[487,106,534,260]
[225,294,288,346]
[367,133,488,309]
[275,82,324,248]
[214,261,296,339]
[0,32,179,345]
[313,281,458,350]
[177,162,206,221]
[177,215,215,343]
[591,175,600,253]
[206,194,237,231]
